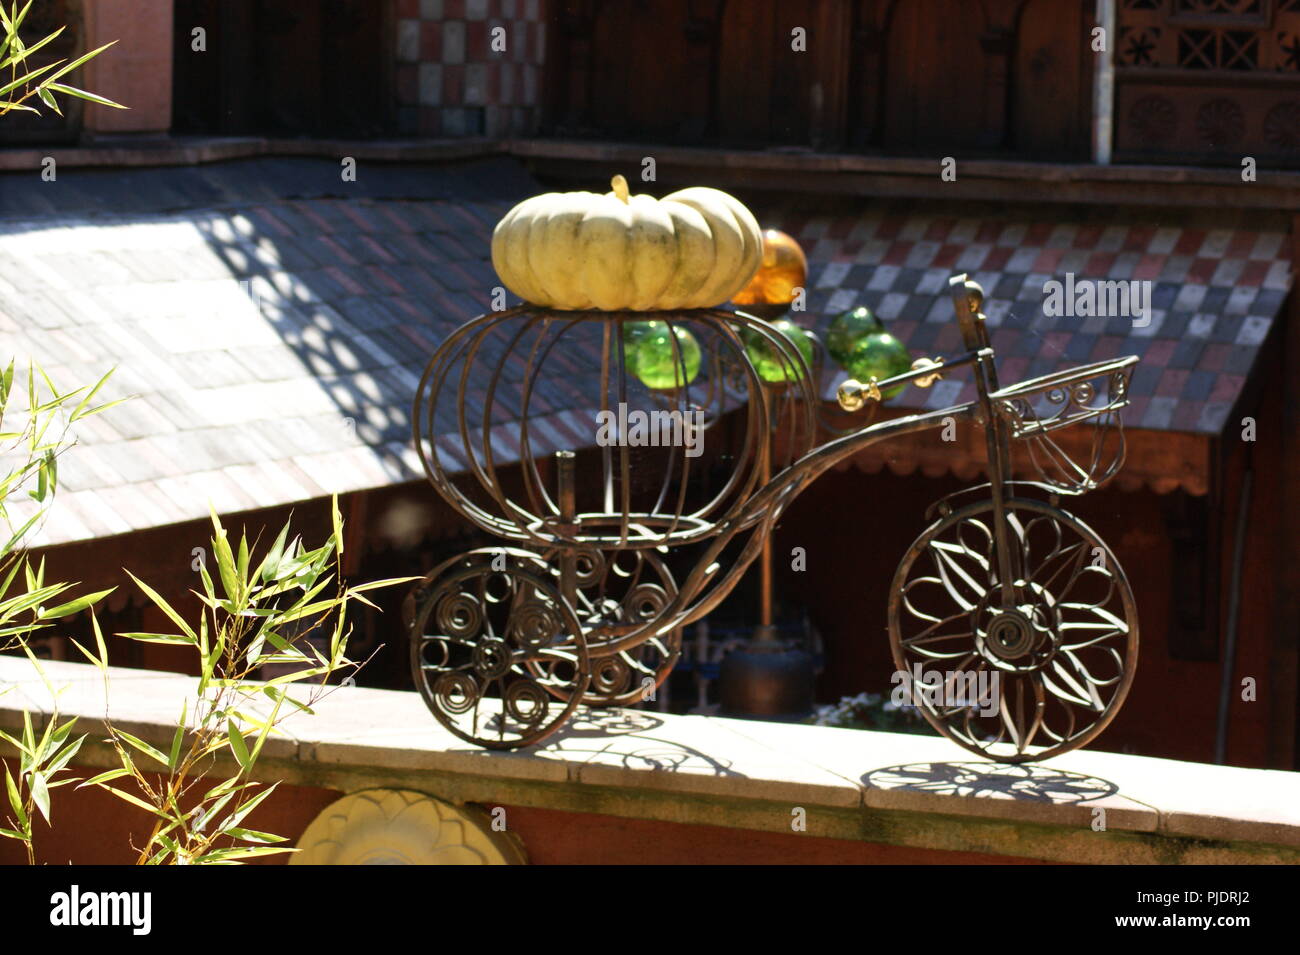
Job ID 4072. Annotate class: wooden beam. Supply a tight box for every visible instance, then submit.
[1276,217,1300,769]
[512,138,1300,210]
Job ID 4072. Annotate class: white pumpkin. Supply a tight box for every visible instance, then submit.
[491,175,763,311]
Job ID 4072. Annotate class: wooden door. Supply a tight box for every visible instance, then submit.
[171,0,391,137]
[881,0,990,152]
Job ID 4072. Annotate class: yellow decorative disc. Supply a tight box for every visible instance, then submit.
[290,789,526,865]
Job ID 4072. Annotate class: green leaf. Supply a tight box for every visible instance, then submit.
[226,719,250,769]
[39,587,113,619]
[44,82,126,110]
[125,571,197,642]
[31,452,47,501]
[35,39,119,91]
[195,845,290,863]
[77,767,131,788]
[257,522,290,584]
[114,730,168,768]
[7,1,35,39]
[99,785,159,815]
[67,367,114,422]
[168,700,187,771]
[331,494,344,559]
[35,83,59,114]
[263,686,315,715]
[209,508,241,605]
[226,827,286,844]
[90,611,108,672]
[0,21,59,70]
[29,772,49,822]
[0,57,59,98]
[44,735,83,776]
[220,781,279,832]
[3,763,26,827]
[116,631,194,645]
[349,576,418,594]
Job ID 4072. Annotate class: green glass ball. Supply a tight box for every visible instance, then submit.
[845,332,912,400]
[623,321,701,389]
[826,306,884,367]
[743,318,814,383]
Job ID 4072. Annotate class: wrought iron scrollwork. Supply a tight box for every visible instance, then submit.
[408,548,590,749]
[888,498,1139,763]
[993,356,1137,495]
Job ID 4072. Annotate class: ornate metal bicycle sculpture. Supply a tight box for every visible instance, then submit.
[407,274,1139,763]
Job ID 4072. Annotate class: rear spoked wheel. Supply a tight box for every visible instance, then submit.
[408,549,590,749]
[537,547,683,707]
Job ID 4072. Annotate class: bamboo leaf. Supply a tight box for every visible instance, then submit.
[125,570,196,641]
[209,508,240,605]
[44,82,126,110]
[218,782,278,832]
[195,845,290,863]
[29,772,49,822]
[0,21,59,70]
[3,764,26,827]
[39,587,113,619]
[116,631,193,645]
[226,827,286,844]
[226,719,250,769]
[76,767,131,788]
[168,700,187,771]
[35,39,118,90]
[99,785,159,815]
[35,83,58,114]
[114,730,168,768]
[66,367,113,422]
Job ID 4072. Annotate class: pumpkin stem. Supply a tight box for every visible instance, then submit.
[611,175,630,204]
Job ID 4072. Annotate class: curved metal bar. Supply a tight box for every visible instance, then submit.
[595,402,979,654]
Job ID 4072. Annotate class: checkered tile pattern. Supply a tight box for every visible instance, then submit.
[395,0,546,138]
[0,157,604,549]
[766,209,1291,435]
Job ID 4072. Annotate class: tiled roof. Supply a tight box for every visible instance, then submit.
[767,204,1290,435]
[0,160,1289,548]
[0,157,605,548]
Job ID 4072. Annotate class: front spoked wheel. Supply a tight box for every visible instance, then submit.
[888,497,1138,763]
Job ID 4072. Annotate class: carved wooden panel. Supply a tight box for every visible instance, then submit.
[1116,0,1300,164]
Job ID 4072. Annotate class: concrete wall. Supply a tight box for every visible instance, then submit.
[81,0,173,135]
[4,658,1299,866]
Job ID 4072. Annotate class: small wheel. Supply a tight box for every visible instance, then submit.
[888,498,1138,763]
[585,630,682,707]
[538,548,682,707]
[408,549,590,749]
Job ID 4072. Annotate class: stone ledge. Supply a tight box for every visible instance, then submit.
[2,657,1298,864]
[1,136,1290,211]
[0,136,503,171]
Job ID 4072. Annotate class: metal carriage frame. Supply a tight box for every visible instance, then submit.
[406,273,1140,763]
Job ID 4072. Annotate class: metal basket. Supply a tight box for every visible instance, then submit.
[991,355,1137,495]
